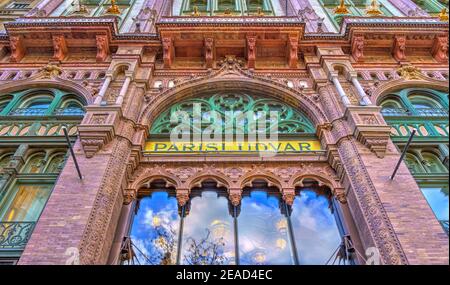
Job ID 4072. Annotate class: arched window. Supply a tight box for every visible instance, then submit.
[55,98,85,116]
[405,153,425,174]
[11,93,54,116]
[290,188,343,265]
[380,97,406,116]
[0,184,52,222]
[238,185,293,265]
[44,153,66,173]
[128,190,180,265]
[421,152,448,174]
[0,153,13,171]
[21,153,46,174]
[0,95,13,114]
[181,183,234,265]
[150,91,315,135]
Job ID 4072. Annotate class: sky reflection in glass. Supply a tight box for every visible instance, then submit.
[238,191,293,265]
[290,189,342,265]
[181,191,235,265]
[129,192,179,265]
[420,187,449,222]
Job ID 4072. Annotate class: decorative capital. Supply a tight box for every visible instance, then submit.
[176,191,190,206]
[333,187,347,204]
[228,189,242,206]
[123,189,137,205]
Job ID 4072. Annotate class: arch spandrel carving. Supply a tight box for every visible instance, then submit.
[138,62,328,129]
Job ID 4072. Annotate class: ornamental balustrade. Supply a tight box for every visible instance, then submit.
[0,222,35,249]
[0,120,79,137]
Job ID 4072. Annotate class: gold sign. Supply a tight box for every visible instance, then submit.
[144,140,321,154]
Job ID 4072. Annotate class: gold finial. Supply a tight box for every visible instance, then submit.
[439,8,449,22]
[257,7,264,16]
[366,0,383,16]
[334,0,350,14]
[192,6,200,16]
[107,0,121,15]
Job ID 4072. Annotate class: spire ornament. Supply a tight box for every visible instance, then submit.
[439,8,449,22]
[334,0,350,14]
[366,0,383,16]
[107,0,121,15]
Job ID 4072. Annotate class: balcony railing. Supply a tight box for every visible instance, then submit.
[7,108,85,117]
[0,222,35,249]
[53,107,85,116]
[382,107,449,117]
[9,108,48,116]
[415,108,449,117]
[381,108,409,116]
[440,220,449,236]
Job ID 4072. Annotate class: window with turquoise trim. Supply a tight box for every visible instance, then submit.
[180,0,274,16]
[0,88,86,117]
[379,88,449,236]
[420,186,449,235]
[149,91,315,135]
[412,0,448,16]
[318,0,395,30]
[126,182,349,265]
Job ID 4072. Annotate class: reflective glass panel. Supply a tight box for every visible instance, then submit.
[238,191,293,265]
[1,185,52,222]
[181,191,235,265]
[420,187,449,234]
[129,192,180,265]
[290,189,342,265]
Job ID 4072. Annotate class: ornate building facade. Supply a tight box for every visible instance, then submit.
[0,0,448,265]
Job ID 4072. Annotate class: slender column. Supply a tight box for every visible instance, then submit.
[115,74,132,105]
[331,75,351,106]
[233,205,240,265]
[351,76,372,106]
[94,74,113,105]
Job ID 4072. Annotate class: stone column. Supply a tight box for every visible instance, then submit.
[350,75,372,106]
[330,75,351,106]
[94,74,113,105]
[115,73,133,105]
[317,82,449,264]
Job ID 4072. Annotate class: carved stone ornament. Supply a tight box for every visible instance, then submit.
[351,34,364,62]
[397,65,423,80]
[39,63,63,78]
